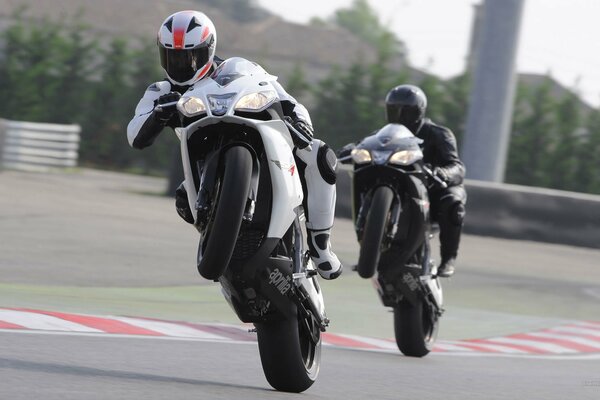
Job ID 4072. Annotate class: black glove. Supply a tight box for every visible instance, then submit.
[336,143,356,159]
[154,92,181,122]
[284,116,313,149]
[423,164,448,189]
[433,167,449,183]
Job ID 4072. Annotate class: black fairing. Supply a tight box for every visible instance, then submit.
[352,125,432,307]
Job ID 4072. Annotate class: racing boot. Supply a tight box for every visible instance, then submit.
[437,257,456,278]
[308,228,343,280]
[295,139,343,280]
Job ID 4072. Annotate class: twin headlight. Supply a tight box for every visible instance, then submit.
[350,148,423,166]
[177,90,277,117]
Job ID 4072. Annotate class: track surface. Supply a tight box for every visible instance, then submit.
[1,169,599,399]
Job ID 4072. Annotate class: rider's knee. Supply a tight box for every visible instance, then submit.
[438,195,465,226]
[316,143,337,185]
[450,202,465,226]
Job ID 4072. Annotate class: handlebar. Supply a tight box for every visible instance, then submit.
[422,165,448,189]
[154,101,179,113]
[283,118,313,151]
[338,155,353,164]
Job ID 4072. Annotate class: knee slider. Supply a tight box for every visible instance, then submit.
[317,144,338,185]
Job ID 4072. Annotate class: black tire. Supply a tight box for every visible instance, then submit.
[197,146,252,280]
[256,314,321,393]
[393,299,439,357]
[357,186,394,278]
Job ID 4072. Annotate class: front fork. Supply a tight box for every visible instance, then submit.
[355,186,402,247]
[195,144,260,230]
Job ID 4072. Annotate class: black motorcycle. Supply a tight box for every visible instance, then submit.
[339,123,445,357]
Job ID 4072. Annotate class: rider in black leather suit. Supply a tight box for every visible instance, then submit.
[385,85,467,277]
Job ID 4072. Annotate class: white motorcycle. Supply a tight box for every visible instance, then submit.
[169,57,326,393]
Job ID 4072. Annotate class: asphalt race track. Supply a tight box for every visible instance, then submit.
[1,169,599,399]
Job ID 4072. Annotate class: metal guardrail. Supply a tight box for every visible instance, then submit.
[335,165,600,249]
[0,119,81,172]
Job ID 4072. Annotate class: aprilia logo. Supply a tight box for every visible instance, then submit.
[271,159,296,176]
[402,273,420,292]
[269,268,292,295]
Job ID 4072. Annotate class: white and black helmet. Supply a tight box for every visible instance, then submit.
[157,10,217,86]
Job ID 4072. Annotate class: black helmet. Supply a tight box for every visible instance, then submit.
[385,85,427,133]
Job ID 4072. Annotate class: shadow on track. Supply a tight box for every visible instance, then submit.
[0,357,272,393]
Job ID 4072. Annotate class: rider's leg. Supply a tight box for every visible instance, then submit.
[295,140,343,280]
[435,186,466,277]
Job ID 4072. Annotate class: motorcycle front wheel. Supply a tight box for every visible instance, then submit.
[255,311,321,393]
[357,186,394,278]
[197,145,252,280]
[393,299,439,357]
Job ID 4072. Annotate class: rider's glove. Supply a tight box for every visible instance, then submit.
[154,92,181,122]
[433,167,449,183]
[337,143,356,158]
[284,116,313,149]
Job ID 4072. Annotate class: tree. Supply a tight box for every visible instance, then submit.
[333,0,406,58]
[506,79,558,186]
[575,109,600,194]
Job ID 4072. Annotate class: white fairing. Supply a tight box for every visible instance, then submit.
[298,261,326,319]
[175,57,303,239]
[426,277,443,307]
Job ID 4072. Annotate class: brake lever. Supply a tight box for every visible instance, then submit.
[338,155,353,164]
[283,119,313,151]
[154,100,179,113]
[422,165,448,189]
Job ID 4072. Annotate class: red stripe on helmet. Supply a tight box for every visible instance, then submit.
[196,62,212,80]
[200,26,210,42]
[173,28,185,49]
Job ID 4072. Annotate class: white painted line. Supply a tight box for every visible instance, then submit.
[462,342,531,354]
[551,326,600,338]
[433,342,477,352]
[340,335,398,351]
[487,336,576,354]
[109,316,228,340]
[527,332,600,350]
[0,309,102,333]
[579,321,600,330]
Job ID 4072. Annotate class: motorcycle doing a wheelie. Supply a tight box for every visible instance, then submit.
[339,123,445,357]
[167,57,327,392]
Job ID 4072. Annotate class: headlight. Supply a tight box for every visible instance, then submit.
[234,90,277,111]
[178,97,206,117]
[389,149,423,165]
[351,148,372,164]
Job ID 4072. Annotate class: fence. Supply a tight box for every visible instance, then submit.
[0,119,81,172]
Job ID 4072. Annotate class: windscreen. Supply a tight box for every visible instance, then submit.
[210,57,267,87]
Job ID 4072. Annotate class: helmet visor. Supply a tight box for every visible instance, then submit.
[386,104,421,126]
[159,44,210,83]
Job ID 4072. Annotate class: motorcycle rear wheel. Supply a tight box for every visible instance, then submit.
[357,186,394,278]
[197,146,252,280]
[255,312,321,393]
[393,299,439,357]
